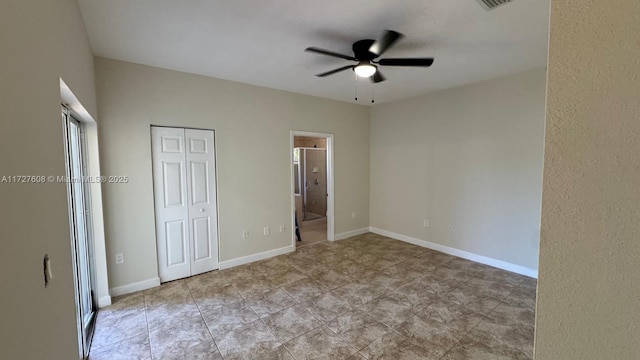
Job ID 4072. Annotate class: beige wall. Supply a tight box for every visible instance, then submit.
[95,58,370,289]
[370,68,546,272]
[534,0,640,358]
[0,0,97,358]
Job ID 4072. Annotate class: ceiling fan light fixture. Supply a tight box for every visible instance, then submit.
[354,62,377,77]
[307,30,434,84]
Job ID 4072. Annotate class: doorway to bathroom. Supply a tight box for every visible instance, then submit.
[290,131,334,247]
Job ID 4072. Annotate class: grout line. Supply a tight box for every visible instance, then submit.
[258,313,313,359]
[436,295,504,360]
[142,288,155,360]
[322,322,362,357]
[278,343,298,360]
[185,280,227,360]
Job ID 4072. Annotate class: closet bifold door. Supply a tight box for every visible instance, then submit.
[185,129,219,275]
[152,127,219,283]
[151,127,191,282]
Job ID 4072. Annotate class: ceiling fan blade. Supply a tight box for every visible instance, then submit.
[378,58,434,67]
[369,30,404,57]
[371,71,386,83]
[305,47,356,61]
[316,65,355,77]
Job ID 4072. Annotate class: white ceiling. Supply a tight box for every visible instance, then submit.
[77,0,550,105]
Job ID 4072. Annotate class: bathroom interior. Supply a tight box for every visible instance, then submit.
[293,136,327,246]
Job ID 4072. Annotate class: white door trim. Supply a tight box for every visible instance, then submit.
[60,79,111,311]
[290,131,335,247]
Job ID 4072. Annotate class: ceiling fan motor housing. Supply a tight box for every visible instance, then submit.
[352,39,377,60]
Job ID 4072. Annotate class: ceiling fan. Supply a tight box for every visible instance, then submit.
[305,30,434,83]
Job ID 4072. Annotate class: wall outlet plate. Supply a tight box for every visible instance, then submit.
[242,230,249,239]
[280,225,286,232]
[115,253,124,264]
[424,219,429,227]
[263,226,270,236]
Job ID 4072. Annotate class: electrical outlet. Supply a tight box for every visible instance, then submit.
[280,225,286,232]
[351,212,356,219]
[448,225,453,232]
[263,226,270,236]
[242,230,249,239]
[115,253,124,264]
[423,219,429,227]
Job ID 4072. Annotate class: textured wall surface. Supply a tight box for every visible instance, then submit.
[370,68,547,271]
[534,0,640,358]
[0,0,97,358]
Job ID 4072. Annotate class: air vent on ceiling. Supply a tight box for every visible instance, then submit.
[476,0,513,10]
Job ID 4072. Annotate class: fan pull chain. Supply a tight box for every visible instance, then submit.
[354,73,358,101]
[371,83,375,104]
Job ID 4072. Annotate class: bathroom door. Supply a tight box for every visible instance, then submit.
[151,127,219,282]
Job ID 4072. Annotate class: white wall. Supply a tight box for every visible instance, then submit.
[370,68,546,273]
[0,0,97,358]
[534,0,640,357]
[95,58,370,290]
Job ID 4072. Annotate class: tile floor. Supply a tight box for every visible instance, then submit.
[297,218,327,247]
[89,233,536,360]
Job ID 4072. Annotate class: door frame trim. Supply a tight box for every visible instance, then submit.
[60,78,111,314]
[62,106,97,359]
[290,131,335,247]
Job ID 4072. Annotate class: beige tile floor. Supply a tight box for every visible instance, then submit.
[297,218,327,247]
[89,233,536,360]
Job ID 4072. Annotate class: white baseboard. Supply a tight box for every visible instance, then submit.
[98,295,112,308]
[219,245,295,270]
[334,227,370,241]
[107,246,295,297]
[109,277,161,297]
[369,227,538,279]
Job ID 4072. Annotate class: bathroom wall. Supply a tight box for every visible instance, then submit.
[294,136,327,148]
[293,136,328,220]
[304,149,328,218]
